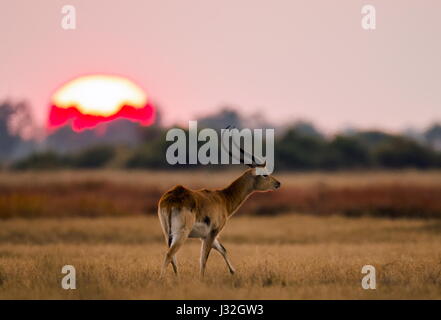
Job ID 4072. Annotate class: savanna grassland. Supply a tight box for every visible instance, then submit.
[1,170,441,299]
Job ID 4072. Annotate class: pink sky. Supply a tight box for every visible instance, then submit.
[1,0,440,133]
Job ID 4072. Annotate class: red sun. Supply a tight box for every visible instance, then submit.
[48,75,155,132]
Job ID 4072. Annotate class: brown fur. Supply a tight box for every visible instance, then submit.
[158,168,280,277]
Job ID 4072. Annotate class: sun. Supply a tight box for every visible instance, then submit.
[48,74,155,132]
[52,75,147,116]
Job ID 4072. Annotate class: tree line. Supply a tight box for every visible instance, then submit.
[10,124,441,171]
[1,102,441,170]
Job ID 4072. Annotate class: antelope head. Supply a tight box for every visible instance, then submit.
[221,126,281,192]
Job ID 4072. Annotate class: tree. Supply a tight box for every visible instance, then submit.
[424,124,441,151]
[0,101,34,160]
[125,139,169,169]
[73,145,116,168]
[354,130,394,150]
[13,151,65,170]
[375,137,437,169]
[275,128,326,170]
[322,136,371,169]
[289,120,323,138]
[197,107,243,130]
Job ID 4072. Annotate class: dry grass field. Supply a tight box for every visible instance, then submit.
[1,215,441,299]
[1,170,441,299]
[1,169,441,219]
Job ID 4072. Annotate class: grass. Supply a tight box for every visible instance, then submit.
[1,169,441,299]
[1,169,441,218]
[2,169,441,188]
[1,214,441,299]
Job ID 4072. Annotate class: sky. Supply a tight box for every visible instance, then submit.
[0,0,440,134]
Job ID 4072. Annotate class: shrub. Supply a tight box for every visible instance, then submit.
[73,145,116,168]
[12,151,66,170]
[375,137,437,169]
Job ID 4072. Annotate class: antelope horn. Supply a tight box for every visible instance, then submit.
[221,126,240,163]
[221,126,266,168]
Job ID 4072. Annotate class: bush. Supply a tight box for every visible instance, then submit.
[9,124,441,171]
[12,151,67,170]
[375,137,437,169]
[322,136,371,169]
[276,129,326,170]
[125,140,168,169]
[72,145,116,168]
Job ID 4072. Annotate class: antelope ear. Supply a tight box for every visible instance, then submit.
[246,163,256,168]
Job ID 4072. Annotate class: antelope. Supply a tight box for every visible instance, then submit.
[158,127,281,277]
